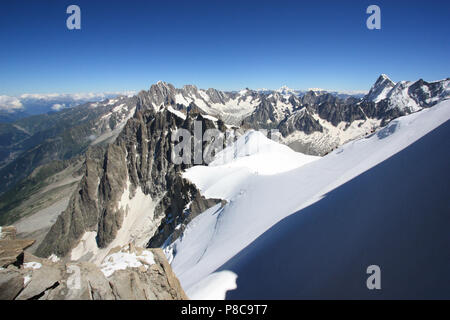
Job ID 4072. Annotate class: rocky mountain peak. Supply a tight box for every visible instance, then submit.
[378,73,393,83]
[205,88,228,104]
[365,74,396,103]
[182,84,199,95]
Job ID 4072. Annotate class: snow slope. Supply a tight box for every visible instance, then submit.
[168,99,450,299]
[223,112,450,299]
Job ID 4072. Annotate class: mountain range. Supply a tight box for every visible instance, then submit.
[0,74,449,299]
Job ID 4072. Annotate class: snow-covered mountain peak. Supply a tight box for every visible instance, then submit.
[307,88,327,92]
[386,80,421,112]
[207,130,319,175]
[212,130,276,162]
[365,74,396,103]
[150,80,176,94]
[379,73,392,82]
[276,85,296,96]
[182,84,200,94]
[155,80,173,88]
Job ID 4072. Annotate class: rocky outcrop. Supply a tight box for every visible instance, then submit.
[0,226,16,240]
[241,97,279,129]
[0,226,35,268]
[0,239,35,268]
[315,101,366,126]
[279,108,323,137]
[0,230,187,300]
[0,266,25,300]
[301,90,338,106]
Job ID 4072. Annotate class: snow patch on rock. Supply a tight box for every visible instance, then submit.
[23,262,42,270]
[100,248,155,278]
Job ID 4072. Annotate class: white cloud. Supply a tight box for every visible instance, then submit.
[0,90,137,114]
[51,103,66,111]
[337,90,369,95]
[307,88,368,95]
[0,95,24,112]
[19,91,136,101]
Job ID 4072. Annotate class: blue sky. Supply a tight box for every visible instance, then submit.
[0,0,449,95]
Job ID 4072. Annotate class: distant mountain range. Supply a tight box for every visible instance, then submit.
[0,87,366,123]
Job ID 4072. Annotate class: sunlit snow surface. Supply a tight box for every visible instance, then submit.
[23,262,42,270]
[168,99,450,299]
[100,249,155,278]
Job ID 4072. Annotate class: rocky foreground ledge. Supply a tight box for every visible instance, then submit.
[0,226,187,300]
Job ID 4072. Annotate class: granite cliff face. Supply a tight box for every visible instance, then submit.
[36,95,227,261]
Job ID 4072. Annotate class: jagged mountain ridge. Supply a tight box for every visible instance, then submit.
[28,75,450,263]
[365,74,450,110]
[1,74,448,195]
[129,76,450,155]
[35,103,227,259]
[244,75,449,154]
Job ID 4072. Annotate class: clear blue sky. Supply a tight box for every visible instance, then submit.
[0,0,449,95]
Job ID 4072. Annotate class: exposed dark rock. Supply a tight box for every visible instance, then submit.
[0,238,35,268]
[316,101,366,126]
[301,91,338,106]
[241,97,278,129]
[279,108,323,137]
